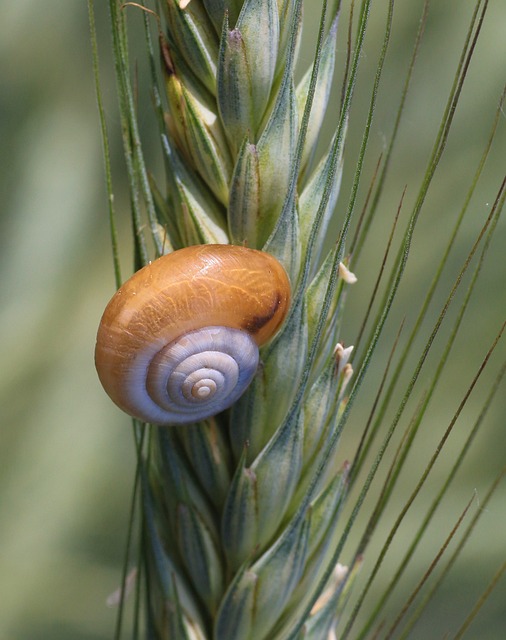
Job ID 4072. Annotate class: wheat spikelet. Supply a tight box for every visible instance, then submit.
[93,0,506,637]
[136,1,358,637]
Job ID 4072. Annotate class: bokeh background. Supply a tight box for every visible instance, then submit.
[1,1,504,638]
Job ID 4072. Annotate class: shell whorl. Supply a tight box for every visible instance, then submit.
[94,245,291,425]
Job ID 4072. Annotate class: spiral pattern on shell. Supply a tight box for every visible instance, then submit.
[127,327,258,424]
[95,245,291,425]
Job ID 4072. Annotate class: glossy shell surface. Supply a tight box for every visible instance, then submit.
[95,244,291,424]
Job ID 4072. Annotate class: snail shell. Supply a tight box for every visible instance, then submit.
[95,244,291,425]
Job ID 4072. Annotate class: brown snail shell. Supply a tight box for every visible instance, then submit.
[95,244,291,425]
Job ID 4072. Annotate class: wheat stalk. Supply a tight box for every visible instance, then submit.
[89,0,506,637]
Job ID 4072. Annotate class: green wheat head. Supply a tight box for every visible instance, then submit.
[89,0,505,638]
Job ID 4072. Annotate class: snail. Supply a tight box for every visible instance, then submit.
[95,244,291,425]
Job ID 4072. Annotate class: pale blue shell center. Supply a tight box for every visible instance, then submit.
[144,326,259,423]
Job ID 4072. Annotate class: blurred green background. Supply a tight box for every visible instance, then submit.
[0,1,504,638]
